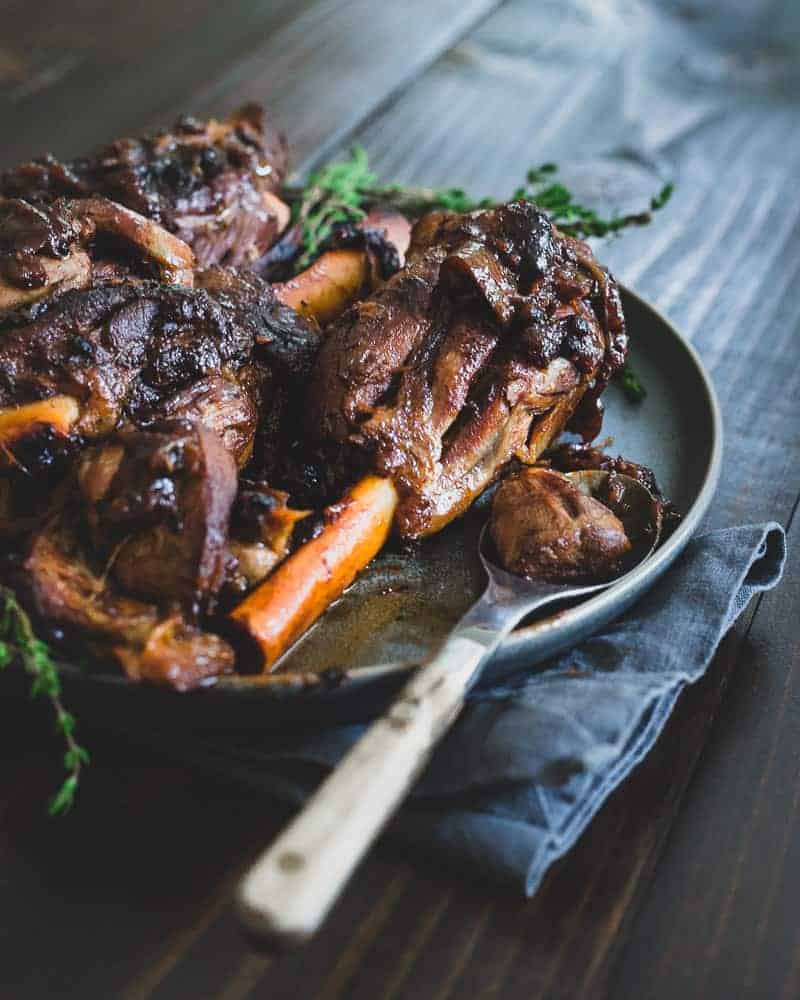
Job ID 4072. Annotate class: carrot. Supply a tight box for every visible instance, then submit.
[274,249,370,324]
[229,475,398,670]
[273,208,410,325]
[0,396,80,449]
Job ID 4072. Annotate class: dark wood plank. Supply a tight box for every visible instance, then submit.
[0,0,501,169]
[609,505,800,1000]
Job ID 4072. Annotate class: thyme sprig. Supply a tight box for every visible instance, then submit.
[0,584,89,814]
[618,361,647,403]
[291,145,377,269]
[287,148,673,263]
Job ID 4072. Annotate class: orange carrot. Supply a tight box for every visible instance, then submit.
[229,475,398,670]
[274,249,370,324]
[0,396,80,448]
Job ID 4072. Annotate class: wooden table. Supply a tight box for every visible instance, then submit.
[2,2,799,997]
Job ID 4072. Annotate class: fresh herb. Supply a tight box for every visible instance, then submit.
[0,585,89,814]
[287,150,673,265]
[509,165,673,239]
[617,361,647,403]
[291,145,377,270]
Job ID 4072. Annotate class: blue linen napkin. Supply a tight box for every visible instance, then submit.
[186,523,786,896]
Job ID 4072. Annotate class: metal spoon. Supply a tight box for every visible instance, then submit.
[236,471,662,949]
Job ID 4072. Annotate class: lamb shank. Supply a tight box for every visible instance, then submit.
[308,200,625,538]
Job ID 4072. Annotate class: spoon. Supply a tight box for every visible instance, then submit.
[236,471,662,949]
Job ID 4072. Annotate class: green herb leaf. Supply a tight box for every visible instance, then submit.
[617,361,648,403]
[0,584,88,814]
[290,144,376,270]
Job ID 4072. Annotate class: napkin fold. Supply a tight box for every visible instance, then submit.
[184,523,786,896]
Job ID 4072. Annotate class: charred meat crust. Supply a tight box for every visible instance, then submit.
[0,269,320,464]
[1,105,289,269]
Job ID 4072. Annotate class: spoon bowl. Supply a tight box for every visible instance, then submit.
[477,470,663,613]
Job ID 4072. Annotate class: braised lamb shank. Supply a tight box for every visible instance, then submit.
[232,200,627,669]
[310,200,626,538]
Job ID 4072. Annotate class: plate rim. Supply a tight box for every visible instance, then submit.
[51,285,723,700]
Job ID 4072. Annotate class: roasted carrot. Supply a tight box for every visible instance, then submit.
[273,208,411,325]
[0,396,80,449]
[274,248,370,324]
[229,475,398,670]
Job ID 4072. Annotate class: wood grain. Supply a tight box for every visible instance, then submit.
[610,508,800,1000]
[0,0,501,169]
[0,0,798,998]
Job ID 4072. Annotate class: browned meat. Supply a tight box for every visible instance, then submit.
[0,268,320,468]
[78,420,238,614]
[22,418,309,688]
[490,467,631,581]
[22,417,247,689]
[0,195,195,311]
[309,200,627,538]
[2,105,289,269]
[24,514,235,689]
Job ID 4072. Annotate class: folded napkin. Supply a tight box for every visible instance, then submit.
[185,523,786,896]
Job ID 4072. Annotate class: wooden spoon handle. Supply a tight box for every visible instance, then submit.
[235,631,489,949]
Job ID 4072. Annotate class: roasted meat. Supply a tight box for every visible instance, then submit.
[25,512,236,689]
[231,201,629,669]
[23,416,311,689]
[490,467,631,581]
[2,105,290,269]
[0,195,195,311]
[309,200,626,538]
[78,420,238,613]
[0,268,320,478]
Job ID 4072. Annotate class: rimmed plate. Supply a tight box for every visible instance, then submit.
[21,288,721,736]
